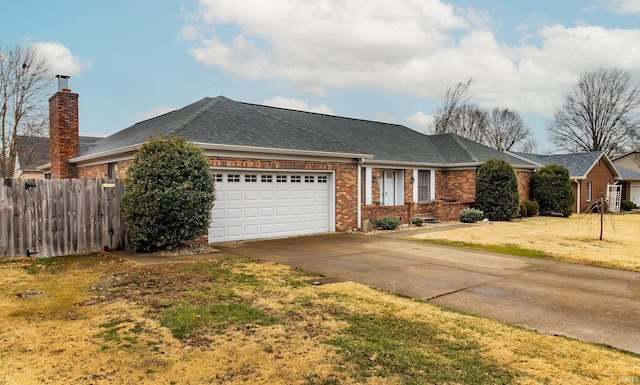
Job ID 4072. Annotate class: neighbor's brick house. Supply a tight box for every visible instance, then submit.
[44,77,537,243]
[512,152,632,213]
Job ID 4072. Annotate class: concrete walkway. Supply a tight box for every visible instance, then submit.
[216,229,640,354]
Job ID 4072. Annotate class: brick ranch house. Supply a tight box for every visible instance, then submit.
[43,78,537,243]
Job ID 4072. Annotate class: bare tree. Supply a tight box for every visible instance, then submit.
[430,78,473,134]
[548,68,640,158]
[0,43,52,178]
[444,103,488,142]
[485,107,533,151]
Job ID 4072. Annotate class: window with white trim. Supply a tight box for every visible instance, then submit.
[214,174,223,183]
[228,174,240,182]
[291,175,302,183]
[261,175,273,183]
[305,175,315,183]
[317,175,328,183]
[587,181,592,202]
[276,175,287,183]
[417,170,431,202]
[245,174,257,182]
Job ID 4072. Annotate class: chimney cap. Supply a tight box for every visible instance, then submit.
[55,75,70,91]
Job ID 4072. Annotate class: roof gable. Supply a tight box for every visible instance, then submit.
[513,151,619,179]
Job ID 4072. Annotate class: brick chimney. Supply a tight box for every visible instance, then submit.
[49,75,79,179]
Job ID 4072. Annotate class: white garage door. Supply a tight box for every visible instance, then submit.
[208,171,333,243]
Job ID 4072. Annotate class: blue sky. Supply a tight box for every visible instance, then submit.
[2,0,639,152]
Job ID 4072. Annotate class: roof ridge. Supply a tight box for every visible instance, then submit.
[236,100,368,156]
[166,97,219,136]
[240,101,409,129]
[448,133,479,162]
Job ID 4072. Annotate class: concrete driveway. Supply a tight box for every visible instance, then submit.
[217,229,640,354]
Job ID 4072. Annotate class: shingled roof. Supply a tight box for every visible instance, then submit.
[16,135,102,171]
[78,96,537,168]
[512,151,619,179]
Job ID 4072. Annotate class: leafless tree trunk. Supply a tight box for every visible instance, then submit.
[0,44,52,178]
[430,78,473,134]
[548,68,640,158]
[485,107,533,151]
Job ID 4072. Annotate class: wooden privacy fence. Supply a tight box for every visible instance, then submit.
[0,178,127,258]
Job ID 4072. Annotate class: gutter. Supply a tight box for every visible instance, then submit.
[69,142,374,165]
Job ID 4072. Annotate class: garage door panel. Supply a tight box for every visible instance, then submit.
[244,190,259,200]
[226,190,242,201]
[227,208,242,219]
[209,171,332,243]
[244,207,259,217]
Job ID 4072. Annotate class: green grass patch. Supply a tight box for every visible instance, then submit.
[159,303,278,339]
[412,239,558,260]
[328,313,518,385]
[179,258,262,286]
[25,254,113,275]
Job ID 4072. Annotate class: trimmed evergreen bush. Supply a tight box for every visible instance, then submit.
[411,217,425,226]
[523,200,539,217]
[519,202,527,218]
[474,159,520,221]
[122,137,216,252]
[374,216,401,230]
[621,200,636,211]
[532,165,574,217]
[458,208,484,223]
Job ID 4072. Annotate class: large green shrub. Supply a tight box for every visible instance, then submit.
[374,216,401,230]
[122,137,216,252]
[474,159,520,221]
[532,165,574,217]
[458,208,484,223]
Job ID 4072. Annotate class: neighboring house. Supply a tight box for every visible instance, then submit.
[45,81,537,244]
[612,150,640,172]
[512,152,621,213]
[612,151,640,206]
[13,136,102,179]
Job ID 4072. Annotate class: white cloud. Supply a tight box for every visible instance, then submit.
[373,113,397,124]
[406,112,434,132]
[263,97,335,115]
[184,0,640,117]
[609,0,640,14]
[31,41,92,76]
[135,106,176,122]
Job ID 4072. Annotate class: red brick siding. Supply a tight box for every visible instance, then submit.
[49,91,79,179]
[436,169,477,202]
[575,160,616,212]
[516,171,533,202]
[78,160,132,179]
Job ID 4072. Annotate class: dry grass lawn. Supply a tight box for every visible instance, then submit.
[1,253,638,384]
[408,213,640,272]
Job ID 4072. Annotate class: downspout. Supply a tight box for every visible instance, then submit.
[574,179,581,213]
[357,158,363,230]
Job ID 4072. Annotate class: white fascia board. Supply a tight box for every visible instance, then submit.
[198,143,372,161]
[70,144,141,165]
[70,142,373,166]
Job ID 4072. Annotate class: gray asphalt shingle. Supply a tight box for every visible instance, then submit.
[513,152,607,178]
[80,96,537,168]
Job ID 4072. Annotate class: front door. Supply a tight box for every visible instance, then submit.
[382,171,396,206]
